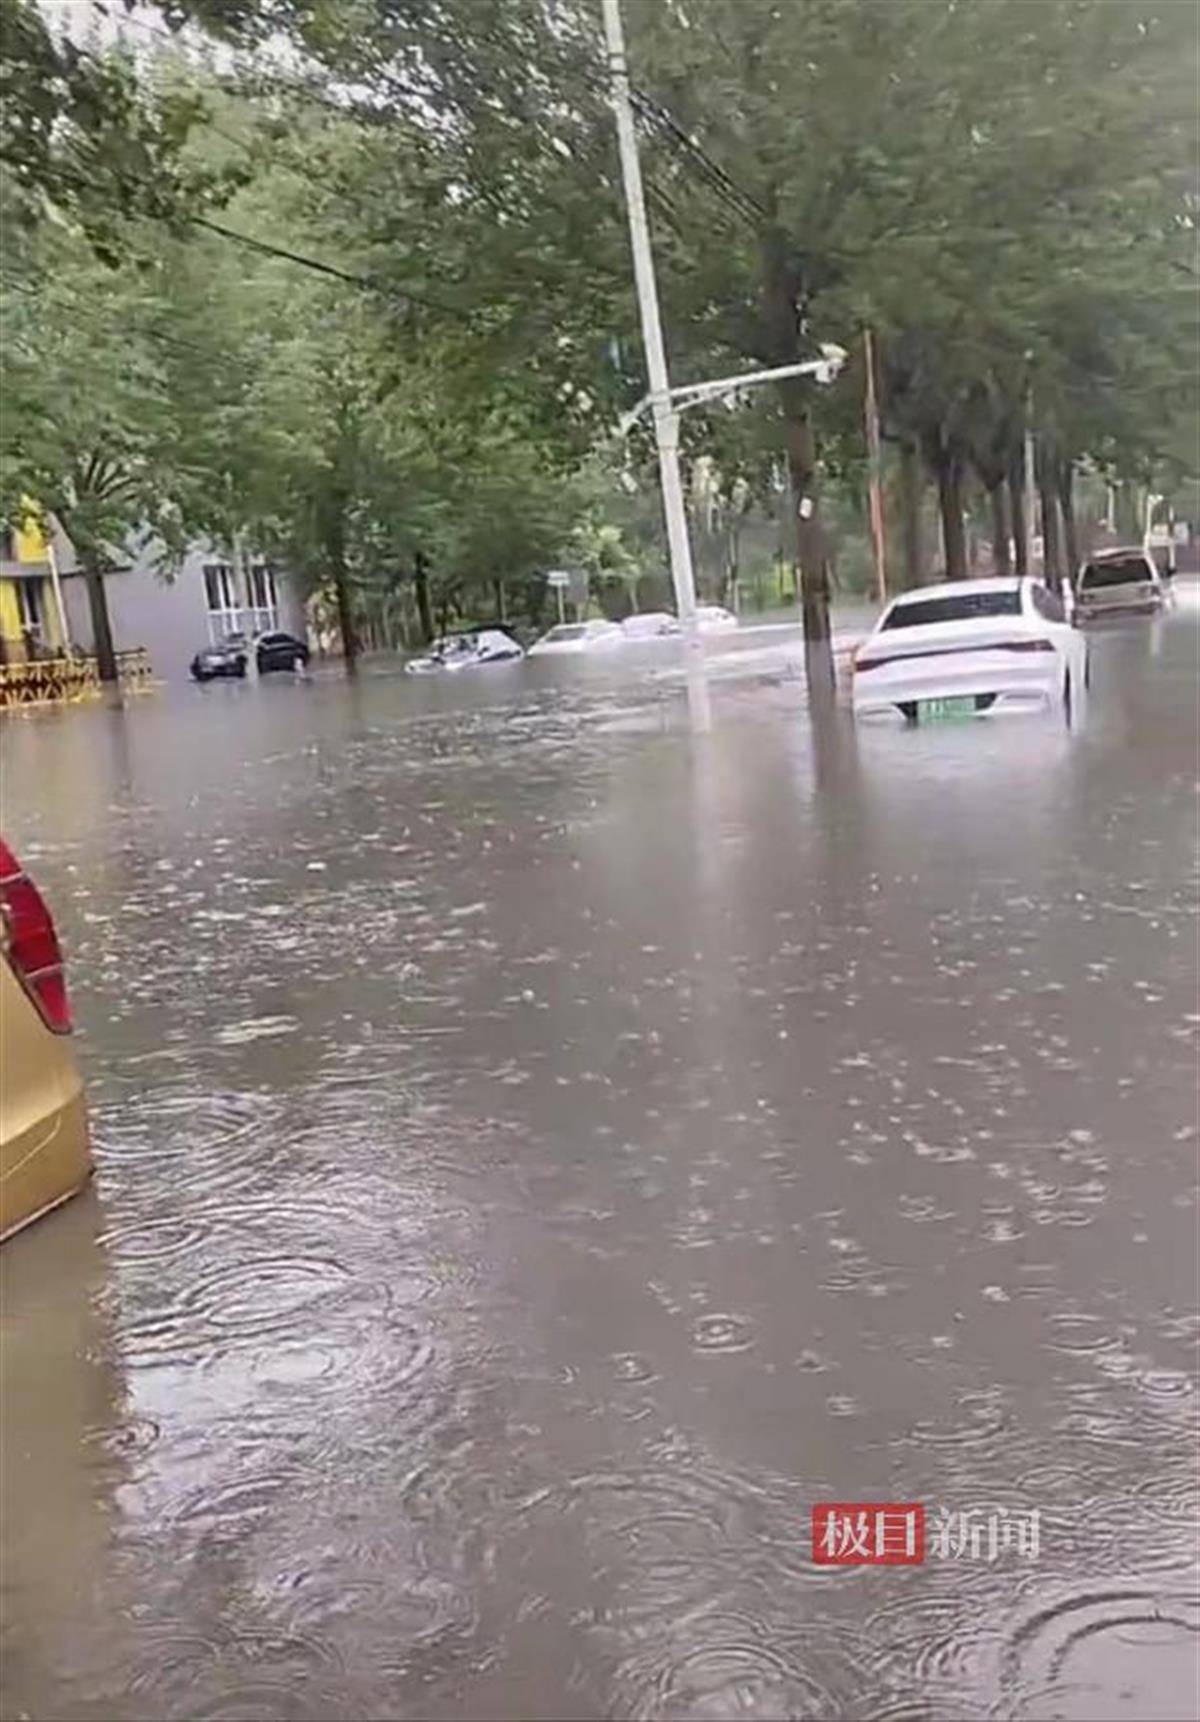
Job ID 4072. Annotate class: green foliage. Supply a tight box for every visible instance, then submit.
[0,0,238,260]
[2,0,1196,656]
[0,225,191,565]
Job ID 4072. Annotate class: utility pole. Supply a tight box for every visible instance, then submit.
[232,529,258,679]
[601,0,699,641]
[862,326,887,605]
[1023,383,1037,569]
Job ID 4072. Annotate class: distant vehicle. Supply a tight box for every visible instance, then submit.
[406,627,525,674]
[621,611,680,639]
[696,604,738,632]
[256,631,310,674]
[852,576,1088,723]
[0,841,91,1242]
[190,637,247,681]
[1075,548,1167,619]
[527,619,624,656]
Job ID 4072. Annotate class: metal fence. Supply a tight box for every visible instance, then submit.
[0,648,154,709]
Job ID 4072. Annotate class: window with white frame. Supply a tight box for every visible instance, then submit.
[204,560,279,641]
[204,563,241,643]
[248,564,279,634]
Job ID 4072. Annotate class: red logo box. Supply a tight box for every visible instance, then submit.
[811,1502,926,1565]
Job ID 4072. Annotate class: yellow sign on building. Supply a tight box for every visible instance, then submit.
[14,500,49,564]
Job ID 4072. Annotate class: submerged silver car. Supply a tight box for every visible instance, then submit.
[1075,548,1167,619]
[405,627,525,674]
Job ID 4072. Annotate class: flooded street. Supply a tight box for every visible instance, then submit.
[2,606,1197,1721]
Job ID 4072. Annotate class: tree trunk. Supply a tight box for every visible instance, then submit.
[779,384,834,694]
[760,235,833,690]
[493,579,506,622]
[935,453,968,580]
[899,439,923,588]
[83,565,118,683]
[988,483,1011,575]
[1009,458,1029,578]
[324,509,357,675]
[1038,475,1064,593]
[1058,459,1080,587]
[1115,482,1140,542]
[414,549,433,643]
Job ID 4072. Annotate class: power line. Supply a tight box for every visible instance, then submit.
[0,263,322,382]
[106,0,768,236]
[629,87,765,225]
[189,214,469,318]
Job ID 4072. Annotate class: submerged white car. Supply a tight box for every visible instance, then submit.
[1075,548,1167,619]
[852,577,1088,722]
[527,619,624,656]
[696,604,738,632]
[621,611,680,639]
[405,627,525,674]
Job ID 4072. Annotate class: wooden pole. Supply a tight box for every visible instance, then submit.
[863,327,887,604]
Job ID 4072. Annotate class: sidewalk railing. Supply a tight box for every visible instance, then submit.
[0,648,154,709]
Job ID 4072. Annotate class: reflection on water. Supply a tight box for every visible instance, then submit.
[1,607,1197,1720]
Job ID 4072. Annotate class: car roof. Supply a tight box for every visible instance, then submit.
[889,577,1025,605]
[441,626,518,640]
[1085,545,1151,562]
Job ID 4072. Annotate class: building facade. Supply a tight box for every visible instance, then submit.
[0,518,71,664]
[59,543,309,684]
[1,515,307,684]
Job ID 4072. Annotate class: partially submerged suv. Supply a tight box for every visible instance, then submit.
[1075,548,1166,619]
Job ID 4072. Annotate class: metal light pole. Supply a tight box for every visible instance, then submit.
[862,326,887,605]
[601,0,699,641]
[1023,383,1037,568]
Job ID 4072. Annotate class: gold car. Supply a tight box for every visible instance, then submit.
[0,841,91,1242]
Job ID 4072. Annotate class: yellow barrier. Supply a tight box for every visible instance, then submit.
[0,649,154,709]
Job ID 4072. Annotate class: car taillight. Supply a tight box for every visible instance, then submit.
[0,840,72,1032]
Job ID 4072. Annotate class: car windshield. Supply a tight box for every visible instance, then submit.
[544,625,588,642]
[881,590,1022,629]
[1080,557,1152,588]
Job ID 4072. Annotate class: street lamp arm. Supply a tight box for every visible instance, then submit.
[616,346,847,436]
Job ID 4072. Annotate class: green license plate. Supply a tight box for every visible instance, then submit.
[920,696,975,721]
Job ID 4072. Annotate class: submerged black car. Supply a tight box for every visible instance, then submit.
[190,637,248,681]
[256,631,310,673]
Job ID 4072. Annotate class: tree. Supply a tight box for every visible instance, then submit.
[0,225,198,678]
[8,0,1197,685]
[0,0,235,257]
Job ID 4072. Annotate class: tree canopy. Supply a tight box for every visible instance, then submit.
[1,0,1196,673]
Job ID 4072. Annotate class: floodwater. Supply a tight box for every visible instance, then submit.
[1,602,1197,1722]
